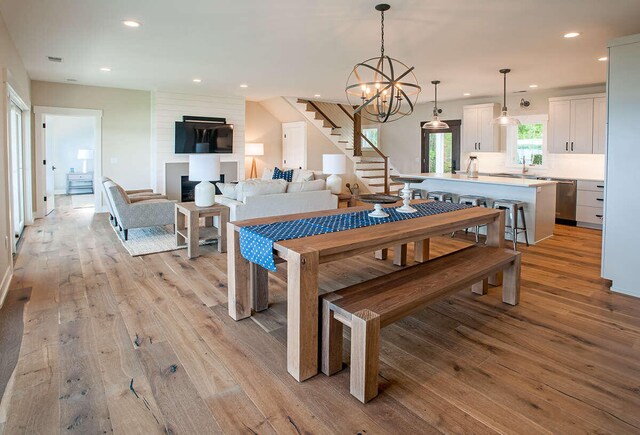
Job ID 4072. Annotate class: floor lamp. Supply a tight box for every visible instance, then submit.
[245,143,264,179]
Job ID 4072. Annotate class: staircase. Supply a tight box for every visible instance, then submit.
[286,97,402,194]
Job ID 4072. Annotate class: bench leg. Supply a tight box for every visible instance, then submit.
[350,309,380,403]
[250,263,269,312]
[393,244,407,266]
[374,249,388,260]
[321,295,344,376]
[414,239,430,263]
[502,253,522,305]
[471,278,489,295]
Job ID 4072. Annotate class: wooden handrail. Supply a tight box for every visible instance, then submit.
[303,100,339,129]
[338,104,355,122]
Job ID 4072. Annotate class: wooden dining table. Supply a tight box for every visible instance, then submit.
[227,200,505,382]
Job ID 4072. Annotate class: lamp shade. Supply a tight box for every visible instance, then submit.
[323,154,346,175]
[77,149,94,160]
[245,142,264,156]
[189,154,221,182]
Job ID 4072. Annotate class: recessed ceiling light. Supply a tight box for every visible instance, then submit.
[564,32,580,38]
[240,84,249,88]
[193,78,202,83]
[100,67,111,72]
[47,56,63,63]
[598,56,608,62]
[123,20,142,28]
[529,84,538,88]
[314,94,321,97]
[463,93,471,96]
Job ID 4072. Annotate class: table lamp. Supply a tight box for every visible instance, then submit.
[189,154,221,207]
[77,149,94,173]
[245,143,264,179]
[322,154,346,194]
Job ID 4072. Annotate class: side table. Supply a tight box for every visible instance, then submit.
[175,202,229,259]
[337,193,354,208]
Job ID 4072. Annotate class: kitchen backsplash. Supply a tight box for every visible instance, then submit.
[461,152,605,180]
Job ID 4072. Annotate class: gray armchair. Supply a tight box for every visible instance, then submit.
[101,177,168,228]
[104,180,176,240]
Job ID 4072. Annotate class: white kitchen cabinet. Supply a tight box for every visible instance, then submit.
[548,94,605,154]
[593,96,607,154]
[462,103,500,153]
[576,180,604,229]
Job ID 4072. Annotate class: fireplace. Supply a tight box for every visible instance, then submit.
[165,160,239,202]
[180,175,225,202]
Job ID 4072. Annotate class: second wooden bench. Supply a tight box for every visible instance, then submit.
[321,245,521,403]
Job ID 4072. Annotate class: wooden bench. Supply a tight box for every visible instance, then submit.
[321,245,521,403]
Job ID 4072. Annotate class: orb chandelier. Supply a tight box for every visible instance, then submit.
[345,4,421,123]
[422,80,449,130]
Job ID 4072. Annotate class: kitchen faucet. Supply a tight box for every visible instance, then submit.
[521,157,529,174]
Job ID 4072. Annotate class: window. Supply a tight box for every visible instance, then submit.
[507,115,548,167]
[361,127,379,149]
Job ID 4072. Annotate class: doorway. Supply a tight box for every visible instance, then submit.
[34,107,102,217]
[420,120,461,173]
[8,101,25,249]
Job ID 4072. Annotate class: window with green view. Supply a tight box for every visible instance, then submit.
[514,123,544,165]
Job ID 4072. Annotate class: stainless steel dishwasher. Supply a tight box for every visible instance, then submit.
[539,177,577,224]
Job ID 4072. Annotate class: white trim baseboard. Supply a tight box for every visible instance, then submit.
[0,265,12,309]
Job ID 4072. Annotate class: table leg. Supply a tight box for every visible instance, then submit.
[218,208,228,253]
[486,211,506,286]
[175,208,186,247]
[414,239,430,263]
[204,216,214,227]
[187,211,200,259]
[471,279,489,295]
[374,249,388,260]
[287,249,320,382]
[250,263,269,312]
[503,253,521,305]
[227,224,251,320]
[393,244,407,266]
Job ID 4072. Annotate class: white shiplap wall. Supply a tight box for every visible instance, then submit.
[152,91,245,192]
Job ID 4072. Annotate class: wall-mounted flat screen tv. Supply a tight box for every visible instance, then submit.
[175,121,233,154]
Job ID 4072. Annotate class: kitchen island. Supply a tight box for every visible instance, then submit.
[406,173,557,244]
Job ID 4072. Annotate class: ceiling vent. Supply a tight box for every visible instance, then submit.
[47,56,63,63]
[66,79,78,82]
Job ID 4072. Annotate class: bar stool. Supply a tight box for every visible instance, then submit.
[412,190,425,199]
[426,191,454,202]
[456,195,489,242]
[493,199,529,251]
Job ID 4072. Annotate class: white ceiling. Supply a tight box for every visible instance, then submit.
[1,0,639,103]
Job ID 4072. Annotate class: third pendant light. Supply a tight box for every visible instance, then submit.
[491,68,521,126]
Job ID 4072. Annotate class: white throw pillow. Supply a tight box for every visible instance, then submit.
[216,182,238,200]
[262,168,274,180]
[237,179,287,202]
[286,179,326,193]
[294,169,315,182]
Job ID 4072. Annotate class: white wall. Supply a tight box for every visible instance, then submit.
[152,91,245,193]
[47,116,95,192]
[245,101,282,178]
[380,84,606,179]
[31,81,152,190]
[0,11,30,306]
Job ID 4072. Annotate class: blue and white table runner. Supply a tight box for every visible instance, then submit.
[239,202,474,271]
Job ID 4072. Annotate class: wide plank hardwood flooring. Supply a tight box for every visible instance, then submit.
[0,196,639,434]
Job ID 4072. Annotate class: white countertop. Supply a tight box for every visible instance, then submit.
[405,173,557,187]
[453,171,604,182]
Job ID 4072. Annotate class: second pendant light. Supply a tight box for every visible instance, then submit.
[422,80,449,130]
[492,68,521,126]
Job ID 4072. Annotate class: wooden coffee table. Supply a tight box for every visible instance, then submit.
[175,202,229,258]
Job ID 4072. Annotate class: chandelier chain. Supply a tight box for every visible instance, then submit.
[380,9,385,57]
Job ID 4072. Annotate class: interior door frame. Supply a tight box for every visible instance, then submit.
[34,106,103,218]
[282,121,307,169]
[420,120,462,173]
[6,84,32,242]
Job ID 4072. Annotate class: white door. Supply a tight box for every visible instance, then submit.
[593,97,607,155]
[462,107,478,153]
[9,102,25,247]
[282,121,307,169]
[44,118,55,214]
[549,100,571,153]
[570,98,594,153]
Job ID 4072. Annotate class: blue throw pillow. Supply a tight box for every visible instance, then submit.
[272,167,294,182]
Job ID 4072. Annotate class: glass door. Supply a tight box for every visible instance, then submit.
[421,120,461,173]
[10,101,25,247]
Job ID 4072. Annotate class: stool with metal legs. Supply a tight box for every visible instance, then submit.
[456,195,489,242]
[492,199,529,250]
[426,191,454,202]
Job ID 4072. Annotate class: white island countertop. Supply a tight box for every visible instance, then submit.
[404,173,557,187]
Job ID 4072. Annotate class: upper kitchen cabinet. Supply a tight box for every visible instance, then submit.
[548,94,606,154]
[462,103,500,153]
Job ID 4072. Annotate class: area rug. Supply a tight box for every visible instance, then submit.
[111,225,217,256]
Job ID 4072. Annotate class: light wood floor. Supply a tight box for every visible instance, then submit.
[1,196,639,434]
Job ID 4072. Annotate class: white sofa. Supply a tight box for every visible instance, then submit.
[216,189,338,222]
